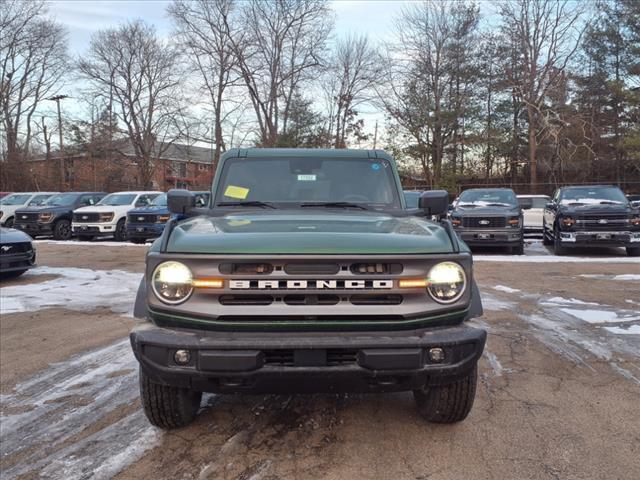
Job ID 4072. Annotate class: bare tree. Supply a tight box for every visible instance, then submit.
[326,34,380,148]
[499,0,586,191]
[169,0,240,170]
[0,0,68,189]
[78,20,182,189]
[222,0,332,146]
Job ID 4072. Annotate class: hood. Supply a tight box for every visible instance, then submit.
[128,206,169,215]
[559,203,633,215]
[0,227,33,243]
[16,205,72,214]
[453,206,520,216]
[74,205,132,213]
[165,210,457,255]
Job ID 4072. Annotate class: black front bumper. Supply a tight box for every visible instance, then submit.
[558,231,640,248]
[15,222,53,237]
[130,323,486,394]
[0,250,36,272]
[457,229,523,247]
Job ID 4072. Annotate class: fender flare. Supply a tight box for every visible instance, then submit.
[466,279,484,320]
[133,277,148,319]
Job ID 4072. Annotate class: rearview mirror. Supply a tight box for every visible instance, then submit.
[167,189,195,215]
[518,198,533,210]
[418,190,449,216]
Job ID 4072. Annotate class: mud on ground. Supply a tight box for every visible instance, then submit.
[0,242,638,479]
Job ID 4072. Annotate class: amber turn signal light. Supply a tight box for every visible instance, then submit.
[192,278,224,289]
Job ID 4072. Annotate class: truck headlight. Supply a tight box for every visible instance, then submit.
[38,212,53,222]
[152,261,194,304]
[426,262,466,304]
[100,212,114,222]
[157,214,171,223]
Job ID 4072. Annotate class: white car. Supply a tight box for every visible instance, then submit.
[517,194,550,233]
[72,191,162,241]
[0,192,58,227]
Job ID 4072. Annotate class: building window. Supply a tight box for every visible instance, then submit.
[179,162,187,177]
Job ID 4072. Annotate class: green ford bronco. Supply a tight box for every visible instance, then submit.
[130,148,486,429]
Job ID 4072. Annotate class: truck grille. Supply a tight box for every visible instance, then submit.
[127,214,157,224]
[574,214,630,231]
[218,294,403,306]
[16,213,39,222]
[462,217,506,228]
[73,212,100,222]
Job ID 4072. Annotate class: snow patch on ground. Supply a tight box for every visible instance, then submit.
[484,351,504,377]
[560,308,640,324]
[492,285,521,294]
[34,239,149,247]
[603,325,640,335]
[0,340,162,478]
[580,274,640,281]
[543,297,602,306]
[0,266,141,315]
[480,291,516,311]
[475,255,639,263]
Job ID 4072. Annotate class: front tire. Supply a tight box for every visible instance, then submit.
[114,219,127,241]
[553,226,565,256]
[53,219,72,240]
[542,222,552,245]
[627,247,640,257]
[413,365,478,423]
[139,368,202,429]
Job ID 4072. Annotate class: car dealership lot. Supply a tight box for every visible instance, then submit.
[1,241,639,479]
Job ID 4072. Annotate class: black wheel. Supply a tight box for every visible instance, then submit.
[542,222,552,245]
[413,365,477,423]
[553,225,565,256]
[53,219,72,240]
[627,247,640,257]
[512,241,524,255]
[1,269,27,280]
[4,216,14,228]
[139,367,202,429]
[130,237,146,244]
[76,235,95,241]
[114,219,128,241]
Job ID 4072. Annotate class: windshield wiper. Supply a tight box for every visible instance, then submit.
[458,203,478,208]
[300,202,369,210]
[217,201,276,209]
[566,202,586,206]
[485,202,512,207]
[598,200,621,205]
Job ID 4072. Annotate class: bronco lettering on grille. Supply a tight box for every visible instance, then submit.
[229,279,394,290]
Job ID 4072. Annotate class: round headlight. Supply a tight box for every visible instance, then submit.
[426,262,466,304]
[152,261,193,304]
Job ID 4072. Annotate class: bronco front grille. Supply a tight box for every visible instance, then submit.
[462,217,506,228]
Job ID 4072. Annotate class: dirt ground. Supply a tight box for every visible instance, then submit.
[1,240,639,480]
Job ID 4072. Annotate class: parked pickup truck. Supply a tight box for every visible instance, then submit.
[543,185,640,256]
[126,192,210,244]
[72,191,162,241]
[13,192,105,240]
[449,188,524,254]
[130,148,486,429]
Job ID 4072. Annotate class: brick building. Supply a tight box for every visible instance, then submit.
[25,141,216,192]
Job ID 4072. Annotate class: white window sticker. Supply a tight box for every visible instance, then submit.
[297,174,316,181]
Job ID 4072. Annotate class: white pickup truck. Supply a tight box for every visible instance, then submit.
[517,194,550,233]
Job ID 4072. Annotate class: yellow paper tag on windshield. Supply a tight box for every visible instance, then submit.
[224,185,249,199]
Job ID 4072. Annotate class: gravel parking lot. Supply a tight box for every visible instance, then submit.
[1,240,639,480]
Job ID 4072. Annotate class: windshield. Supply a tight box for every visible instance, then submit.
[98,193,137,206]
[29,194,53,206]
[151,194,167,207]
[215,157,401,209]
[45,193,78,207]
[560,187,628,205]
[458,190,517,207]
[0,194,31,205]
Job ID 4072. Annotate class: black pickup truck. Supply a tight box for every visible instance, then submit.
[543,185,640,256]
[14,192,105,240]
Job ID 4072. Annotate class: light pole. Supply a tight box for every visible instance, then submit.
[48,94,68,190]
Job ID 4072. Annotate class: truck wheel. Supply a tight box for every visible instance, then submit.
[542,223,552,245]
[553,226,565,256]
[139,367,202,429]
[4,216,14,228]
[114,219,127,241]
[512,241,524,255]
[627,247,640,257]
[53,219,72,240]
[414,366,477,423]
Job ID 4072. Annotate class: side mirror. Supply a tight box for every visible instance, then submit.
[519,198,533,210]
[545,201,555,210]
[167,189,195,215]
[418,190,449,217]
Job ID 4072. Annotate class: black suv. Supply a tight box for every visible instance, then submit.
[449,188,524,254]
[14,192,106,240]
[543,185,640,256]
